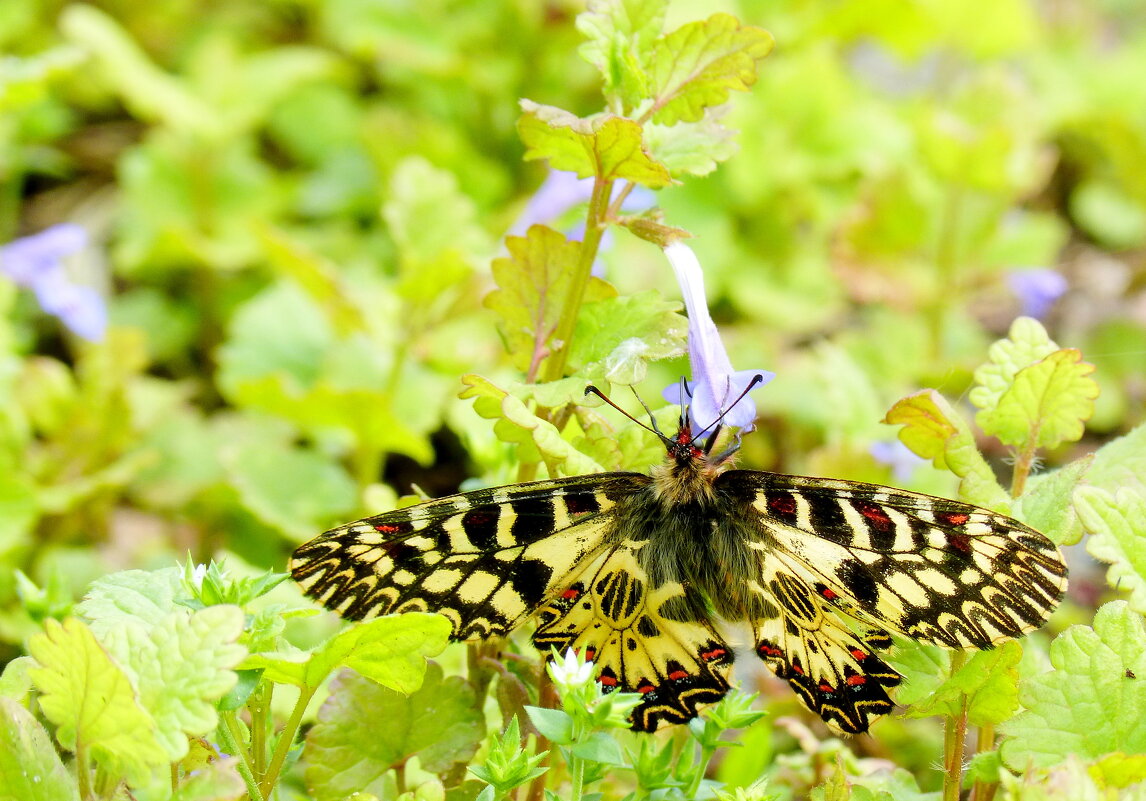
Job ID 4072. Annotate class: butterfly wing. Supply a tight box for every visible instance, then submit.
[290,474,647,639]
[532,541,734,732]
[713,470,1067,733]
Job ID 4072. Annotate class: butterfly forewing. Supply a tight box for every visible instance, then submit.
[290,474,646,638]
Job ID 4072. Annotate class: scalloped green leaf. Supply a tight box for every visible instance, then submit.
[28,618,168,784]
[244,613,450,693]
[1086,422,1146,499]
[1079,487,1146,615]
[486,224,615,374]
[568,290,686,384]
[0,698,78,801]
[460,374,605,476]
[977,349,1098,449]
[170,756,246,801]
[900,641,1022,726]
[969,316,1058,417]
[100,606,246,760]
[517,102,672,187]
[576,0,664,110]
[998,601,1146,769]
[643,117,738,177]
[304,664,483,798]
[648,13,773,125]
[1018,457,1091,546]
[76,567,184,641]
[882,390,1009,510]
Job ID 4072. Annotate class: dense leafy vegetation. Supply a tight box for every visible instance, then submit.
[1,0,1145,799]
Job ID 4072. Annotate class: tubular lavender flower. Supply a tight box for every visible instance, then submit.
[1006,268,1068,320]
[0,223,106,342]
[662,241,774,434]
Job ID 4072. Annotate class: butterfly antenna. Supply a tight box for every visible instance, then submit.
[584,385,674,448]
[692,373,766,443]
[629,387,665,437]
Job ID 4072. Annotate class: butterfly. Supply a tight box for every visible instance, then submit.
[290,382,1067,733]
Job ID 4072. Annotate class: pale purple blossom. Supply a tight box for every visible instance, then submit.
[870,440,927,482]
[0,224,106,341]
[1007,268,1067,320]
[661,241,774,434]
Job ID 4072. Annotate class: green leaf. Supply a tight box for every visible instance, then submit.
[222,435,357,543]
[0,657,34,703]
[486,224,616,374]
[903,642,1022,726]
[101,606,246,760]
[170,756,246,801]
[76,567,185,640]
[1079,487,1146,615]
[459,375,606,476]
[882,390,1009,511]
[643,117,738,177]
[1089,752,1146,790]
[28,618,169,784]
[976,349,1098,449]
[998,601,1146,769]
[0,697,79,801]
[648,14,773,125]
[576,0,665,111]
[517,102,672,188]
[524,706,575,745]
[1086,422,1146,499]
[568,290,687,384]
[1018,457,1091,546]
[969,317,1058,418]
[244,613,450,692]
[305,664,483,798]
[571,731,627,766]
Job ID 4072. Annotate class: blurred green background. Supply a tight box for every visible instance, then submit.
[1,0,1143,663]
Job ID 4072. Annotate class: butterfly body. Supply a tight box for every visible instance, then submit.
[291,423,1066,733]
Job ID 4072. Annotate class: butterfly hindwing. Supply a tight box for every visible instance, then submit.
[290,474,648,639]
[532,542,734,732]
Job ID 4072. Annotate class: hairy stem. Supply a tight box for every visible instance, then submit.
[942,658,970,801]
[258,686,315,800]
[218,714,263,801]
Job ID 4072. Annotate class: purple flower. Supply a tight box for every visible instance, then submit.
[870,440,927,482]
[1007,268,1068,320]
[661,241,774,434]
[0,224,106,341]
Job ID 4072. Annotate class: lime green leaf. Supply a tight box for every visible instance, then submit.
[0,466,37,560]
[1018,457,1091,546]
[517,102,672,188]
[643,117,737,177]
[576,0,664,110]
[998,601,1146,769]
[244,613,450,693]
[460,375,605,476]
[1089,753,1146,790]
[76,567,184,640]
[976,349,1098,449]
[901,642,1022,726]
[28,618,168,783]
[170,756,246,801]
[486,225,616,374]
[222,437,357,543]
[305,664,483,798]
[1079,488,1146,615]
[648,14,773,125]
[0,657,34,703]
[0,697,78,801]
[101,606,246,760]
[569,291,687,384]
[882,390,1009,510]
[969,316,1058,417]
[1086,422,1146,499]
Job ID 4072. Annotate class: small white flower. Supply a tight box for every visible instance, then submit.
[191,563,208,589]
[548,647,594,688]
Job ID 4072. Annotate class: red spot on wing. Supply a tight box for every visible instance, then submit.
[700,647,727,661]
[561,588,581,600]
[856,501,893,531]
[638,681,656,694]
[821,587,838,600]
[940,512,970,526]
[584,648,596,660]
[947,532,972,554]
[599,674,618,687]
[846,674,867,686]
[668,670,688,681]
[792,662,805,675]
[758,643,783,658]
[818,683,835,693]
[850,648,867,660]
[769,493,798,516]
[374,523,408,534]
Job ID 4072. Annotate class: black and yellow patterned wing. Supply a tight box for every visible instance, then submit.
[714,470,1067,733]
[532,541,734,732]
[290,474,647,639]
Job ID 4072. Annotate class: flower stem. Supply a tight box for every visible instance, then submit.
[683,743,717,798]
[218,713,264,801]
[539,176,612,385]
[76,742,93,801]
[258,686,315,800]
[942,651,969,801]
[969,722,997,801]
